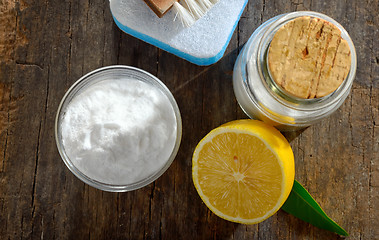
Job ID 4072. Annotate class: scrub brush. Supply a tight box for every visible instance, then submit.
[143,0,220,27]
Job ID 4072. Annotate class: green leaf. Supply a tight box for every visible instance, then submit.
[281,180,348,236]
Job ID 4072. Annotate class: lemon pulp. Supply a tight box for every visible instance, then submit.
[192,120,295,224]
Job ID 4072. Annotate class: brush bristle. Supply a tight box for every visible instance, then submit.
[173,0,220,27]
[173,2,195,27]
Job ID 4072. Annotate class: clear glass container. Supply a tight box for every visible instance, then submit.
[233,11,357,131]
[55,65,182,192]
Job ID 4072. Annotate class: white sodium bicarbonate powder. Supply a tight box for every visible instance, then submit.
[60,78,177,185]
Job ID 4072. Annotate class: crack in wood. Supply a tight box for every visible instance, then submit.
[128,200,132,239]
[116,192,120,216]
[237,20,240,55]
[1,127,9,172]
[52,209,56,239]
[348,93,355,148]
[43,65,50,124]
[291,0,304,10]
[82,0,90,76]
[0,82,13,173]
[15,61,43,70]
[20,213,24,239]
[260,0,265,23]
[67,0,72,88]
[117,30,122,64]
[102,2,106,67]
[31,120,42,209]
[40,217,44,240]
[0,83,22,181]
[66,1,72,40]
[31,205,36,237]
[156,48,160,76]
[159,206,162,240]
[149,182,155,221]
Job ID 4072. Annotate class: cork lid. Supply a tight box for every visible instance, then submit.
[267,16,351,99]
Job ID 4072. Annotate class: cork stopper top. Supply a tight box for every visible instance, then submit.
[267,16,351,99]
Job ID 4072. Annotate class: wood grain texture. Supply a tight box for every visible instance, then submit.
[0,0,378,239]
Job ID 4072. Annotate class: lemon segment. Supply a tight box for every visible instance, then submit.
[192,120,295,224]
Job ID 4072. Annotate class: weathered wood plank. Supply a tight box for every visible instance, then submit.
[0,0,378,239]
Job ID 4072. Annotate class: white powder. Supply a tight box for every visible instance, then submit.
[60,78,177,185]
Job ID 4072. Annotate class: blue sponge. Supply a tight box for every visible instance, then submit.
[110,0,248,66]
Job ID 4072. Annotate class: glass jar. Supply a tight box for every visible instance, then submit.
[233,11,357,131]
[55,66,182,192]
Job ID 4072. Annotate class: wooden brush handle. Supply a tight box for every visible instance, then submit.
[143,0,178,17]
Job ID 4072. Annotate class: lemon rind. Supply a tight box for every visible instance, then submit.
[192,120,294,224]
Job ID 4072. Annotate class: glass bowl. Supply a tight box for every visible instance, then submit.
[55,65,182,192]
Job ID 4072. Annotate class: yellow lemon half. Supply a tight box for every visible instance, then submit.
[192,120,295,224]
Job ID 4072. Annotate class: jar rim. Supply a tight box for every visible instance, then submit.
[55,65,182,192]
[235,11,357,127]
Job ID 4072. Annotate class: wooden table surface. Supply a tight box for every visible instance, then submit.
[0,0,378,239]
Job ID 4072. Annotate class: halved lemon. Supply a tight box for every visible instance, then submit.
[192,120,295,224]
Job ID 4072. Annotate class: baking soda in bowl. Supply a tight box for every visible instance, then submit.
[56,66,181,191]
